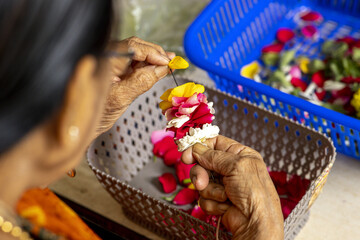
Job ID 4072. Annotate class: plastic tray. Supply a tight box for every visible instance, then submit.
[87,78,335,240]
[184,0,360,159]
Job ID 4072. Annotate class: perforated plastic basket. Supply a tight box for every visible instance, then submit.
[184,0,360,159]
[87,78,335,240]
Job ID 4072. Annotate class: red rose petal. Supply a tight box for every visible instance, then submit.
[269,171,288,195]
[312,71,325,87]
[287,175,308,202]
[341,76,360,84]
[315,89,326,101]
[336,36,356,47]
[176,161,196,185]
[173,188,199,205]
[158,173,177,193]
[291,77,308,91]
[163,148,182,166]
[151,129,174,145]
[153,136,177,157]
[280,197,298,219]
[332,86,352,98]
[301,25,318,38]
[191,205,207,221]
[276,28,295,43]
[300,11,322,22]
[261,43,284,53]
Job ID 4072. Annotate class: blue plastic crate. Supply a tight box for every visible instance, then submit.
[184,0,360,159]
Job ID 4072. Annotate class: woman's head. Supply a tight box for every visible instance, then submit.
[0,0,116,188]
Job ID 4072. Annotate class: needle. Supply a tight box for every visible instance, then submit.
[170,69,179,86]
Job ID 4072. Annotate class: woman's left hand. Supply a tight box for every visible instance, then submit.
[97,36,175,134]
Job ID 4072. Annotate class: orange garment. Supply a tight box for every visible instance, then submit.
[17,188,101,240]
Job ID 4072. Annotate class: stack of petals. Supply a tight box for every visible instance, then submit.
[159,82,220,151]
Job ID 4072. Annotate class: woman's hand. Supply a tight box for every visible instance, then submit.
[182,135,284,240]
[97,36,175,134]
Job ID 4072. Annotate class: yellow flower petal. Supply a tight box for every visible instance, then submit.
[188,183,195,190]
[160,88,173,101]
[240,61,260,79]
[170,82,205,100]
[159,101,173,111]
[168,56,189,69]
[20,206,46,226]
[299,57,310,74]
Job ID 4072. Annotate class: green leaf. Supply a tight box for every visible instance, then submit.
[268,70,292,88]
[353,47,360,62]
[279,50,295,68]
[308,59,325,73]
[321,40,336,55]
[262,52,279,66]
[321,41,348,58]
[321,103,346,114]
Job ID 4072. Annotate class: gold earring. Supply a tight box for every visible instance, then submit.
[67,169,76,178]
[68,126,79,140]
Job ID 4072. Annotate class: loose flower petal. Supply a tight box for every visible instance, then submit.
[276,28,295,43]
[291,77,307,91]
[168,56,189,70]
[153,136,177,157]
[163,148,182,166]
[261,43,284,53]
[190,205,207,221]
[289,66,302,79]
[158,173,177,193]
[151,129,174,145]
[240,61,261,79]
[287,175,309,202]
[298,57,310,73]
[280,197,298,219]
[300,11,322,22]
[269,171,288,195]
[173,188,199,205]
[312,71,325,87]
[176,162,196,185]
[301,25,318,38]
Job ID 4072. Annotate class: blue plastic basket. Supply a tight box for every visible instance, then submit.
[184,0,360,159]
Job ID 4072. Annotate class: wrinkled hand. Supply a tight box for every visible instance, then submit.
[182,135,284,240]
[98,36,175,134]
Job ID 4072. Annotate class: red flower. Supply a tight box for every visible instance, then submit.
[280,197,298,219]
[315,89,326,101]
[300,11,322,22]
[153,136,177,157]
[269,171,288,195]
[276,28,295,43]
[261,43,284,53]
[173,188,199,205]
[312,71,325,87]
[341,76,360,84]
[332,86,352,100]
[151,129,174,145]
[291,77,307,91]
[337,36,356,48]
[287,175,310,202]
[176,161,196,186]
[163,148,182,166]
[301,25,318,38]
[158,173,177,194]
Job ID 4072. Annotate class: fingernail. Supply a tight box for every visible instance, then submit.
[158,54,170,65]
[191,176,197,186]
[154,65,169,78]
[193,144,208,155]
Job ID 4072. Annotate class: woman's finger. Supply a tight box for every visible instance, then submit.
[199,197,231,215]
[199,182,227,202]
[129,36,168,56]
[190,164,209,191]
[128,39,169,66]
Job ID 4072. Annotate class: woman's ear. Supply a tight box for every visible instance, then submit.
[46,55,101,166]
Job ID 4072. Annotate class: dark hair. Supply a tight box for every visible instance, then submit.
[0,0,113,153]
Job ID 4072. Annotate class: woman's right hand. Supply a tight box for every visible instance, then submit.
[182,135,284,240]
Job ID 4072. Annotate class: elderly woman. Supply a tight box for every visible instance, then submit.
[0,1,283,239]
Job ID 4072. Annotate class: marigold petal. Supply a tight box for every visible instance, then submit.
[159,101,173,111]
[168,56,189,70]
[160,88,173,101]
[240,61,261,79]
[170,83,205,100]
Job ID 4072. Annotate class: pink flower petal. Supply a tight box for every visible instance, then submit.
[172,96,188,106]
[158,173,177,193]
[151,129,174,145]
[289,66,302,79]
[312,71,325,87]
[261,43,284,53]
[197,93,207,103]
[163,148,182,166]
[165,107,179,121]
[176,162,196,185]
[291,77,307,91]
[300,11,322,22]
[276,28,295,43]
[301,25,318,38]
[177,104,199,116]
[153,136,177,157]
[173,188,199,205]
